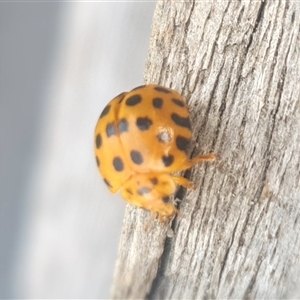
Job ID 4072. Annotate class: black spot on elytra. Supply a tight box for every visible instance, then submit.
[162,155,174,167]
[136,117,152,131]
[162,196,170,203]
[118,118,128,133]
[150,177,158,185]
[113,157,124,172]
[130,150,143,165]
[152,97,163,109]
[131,85,146,91]
[95,134,102,148]
[171,113,191,130]
[176,136,190,152]
[172,98,185,107]
[154,86,171,94]
[126,94,142,106]
[100,105,111,118]
[106,122,116,137]
[104,178,112,188]
[137,187,151,196]
[95,156,100,167]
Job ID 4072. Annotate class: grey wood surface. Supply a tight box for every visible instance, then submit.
[111,1,300,299]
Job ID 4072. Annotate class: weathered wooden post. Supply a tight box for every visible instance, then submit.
[111,1,300,298]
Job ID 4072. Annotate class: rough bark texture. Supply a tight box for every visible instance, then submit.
[111,1,300,299]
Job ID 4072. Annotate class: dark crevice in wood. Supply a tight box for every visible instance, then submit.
[254,84,281,203]
[246,0,266,52]
[184,0,195,34]
[294,215,299,229]
[217,1,231,42]
[248,206,266,244]
[190,235,204,298]
[196,58,225,146]
[187,5,212,95]
[199,2,230,78]
[237,205,256,255]
[218,214,240,288]
[216,1,233,53]
[181,2,195,94]
[270,244,278,262]
[147,175,192,299]
[251,5,284,204]
[190,213,210,288]
[199,8,211,47]
[210,64,233,151]
[174,166,212,286]
[279,154,289,189]
[174,184,187,205]
[235,206,266,292]
[219,60,249,155]
[291,10,295,23]
[190,184,217,294]
[243,256,263,298]
[237,5,245,25]
[146,234,173,299]
[158,57,168,84]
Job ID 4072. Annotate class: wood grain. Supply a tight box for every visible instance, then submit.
[111,1,300,299]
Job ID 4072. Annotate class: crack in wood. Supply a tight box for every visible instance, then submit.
[211,66,233,150]
[184,0,195,34]
[146,233,173,300]
[254,73,282,203]
[291,10,295,23]
[246,0,266,52]
[243,256,263,298]
[194,57,225,150]
[218,214,240,288]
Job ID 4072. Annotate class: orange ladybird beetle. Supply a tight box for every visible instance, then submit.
[94,84,215,221]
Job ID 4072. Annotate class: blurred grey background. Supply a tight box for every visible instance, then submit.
[0,2,155,298]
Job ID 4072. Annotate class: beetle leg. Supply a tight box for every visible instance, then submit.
[190,153,216,164]
[179,153,216,170]
[172,176,195,189]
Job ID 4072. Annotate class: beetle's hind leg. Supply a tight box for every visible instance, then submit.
[171,176,195,189]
